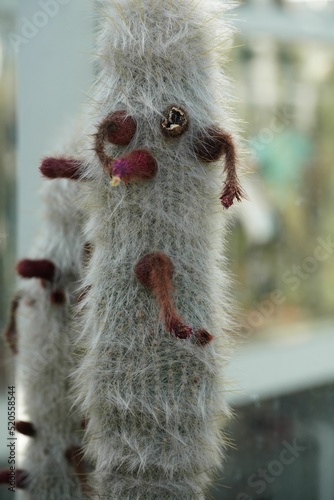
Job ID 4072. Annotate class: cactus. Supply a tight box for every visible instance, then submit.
[2,0,244,498]
[2,136,90,498]
[72,0,243,497]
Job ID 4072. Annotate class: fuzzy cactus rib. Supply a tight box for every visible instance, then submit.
[9,141,90,499]
[72,0,242,498]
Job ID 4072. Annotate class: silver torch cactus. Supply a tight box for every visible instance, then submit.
[2,0,244,498]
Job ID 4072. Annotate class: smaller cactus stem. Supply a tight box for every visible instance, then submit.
[16,259,56,282]
[135,252,193,339]
[0,469,29,489]
[40,157,82,180]
[15,421,37,438]
[4,293,22,354]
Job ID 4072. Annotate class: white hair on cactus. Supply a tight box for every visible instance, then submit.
[72,0,243,498]
[12,131,90,498]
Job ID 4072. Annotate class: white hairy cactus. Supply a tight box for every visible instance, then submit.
[2,136,89,498]
[2,0,244,498]
[71,0,243,498]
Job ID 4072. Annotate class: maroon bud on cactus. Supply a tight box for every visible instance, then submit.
[16,259,56,282]
[110,149,158,186]
[105,111,137,146]
[16,421,36,437]
[161,105,189,138]
[50,290,66,305]
[40,157,82,180]
[194,328,214,346]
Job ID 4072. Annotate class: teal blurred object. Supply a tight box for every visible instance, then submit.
[252,128,313,185]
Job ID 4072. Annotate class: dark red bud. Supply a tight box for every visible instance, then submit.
[16,421,36,437]
[105,111,137,146]
[40,157,82,180]
[110,149,158,184]
[16,259,56,282]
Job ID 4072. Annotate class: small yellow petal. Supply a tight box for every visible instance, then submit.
[110,176,121,187]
